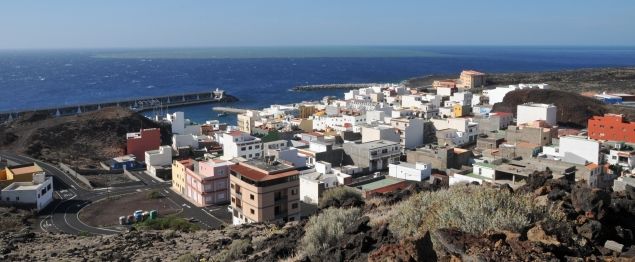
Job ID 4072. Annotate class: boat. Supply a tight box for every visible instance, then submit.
[217,112,227,117]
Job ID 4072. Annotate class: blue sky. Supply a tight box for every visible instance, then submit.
[1,0,633,49]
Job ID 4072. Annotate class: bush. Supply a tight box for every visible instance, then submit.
[319,187,363,209]
[147,190,163,199]
[214,239,253,262]
[390,185,549,238]
[134,215,199,232]
[301,207,362,257]
[176,253,198,262]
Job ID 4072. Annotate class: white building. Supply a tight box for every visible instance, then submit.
[432,118,479,145]
[172,134,199,150]
[558,136,601,165]
[517,103,557,126]
[145,145,173,175]
[485,84,550,105]
[220,130,263,160]
[608,149,635,170]
[1,172,53,212]
[166,112,201,135]
[388,162,431,181]
[299,161,351,205]
[361,125,400,143]
[390,118,426,150]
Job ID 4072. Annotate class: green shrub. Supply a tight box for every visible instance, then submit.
[301,207,362,257]
[214,239,252,262]
[177,253,198,262]
[389,185,548,238]
[319,187,363,209]
[134,215,200,232]
[147,190,163,199]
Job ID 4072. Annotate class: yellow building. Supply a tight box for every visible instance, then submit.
[171,159,191,195]
[0,163,44,188]
[453,104,464,117]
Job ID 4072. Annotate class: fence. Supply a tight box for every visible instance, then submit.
[58,163,94,190]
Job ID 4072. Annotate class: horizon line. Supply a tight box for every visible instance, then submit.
[1,44,635,52]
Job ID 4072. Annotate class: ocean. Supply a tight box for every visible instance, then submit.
[1,46,635,124]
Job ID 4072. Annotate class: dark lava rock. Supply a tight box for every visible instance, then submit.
[577,220,603,243]
[571,183,611,219]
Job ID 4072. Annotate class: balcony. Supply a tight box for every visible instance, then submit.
[274,195,288,203]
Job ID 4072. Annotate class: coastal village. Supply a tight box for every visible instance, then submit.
[1,69,635,259]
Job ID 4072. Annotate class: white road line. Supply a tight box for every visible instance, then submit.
[201,209,228,225]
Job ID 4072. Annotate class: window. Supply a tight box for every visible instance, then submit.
[255,145,260,149]
[47,184,51,190]
[292,203,298,209]
[255,153,260,157]
[16,197,19,201]
[241,147,246,151]
[248,146,252,150]
[291,189,297,195]
[230,183,234,189]
[250,194,255,200]
[250,209,255,214]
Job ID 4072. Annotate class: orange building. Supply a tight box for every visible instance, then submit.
[458,70,486,89]
[126,128,161,162]
[588,114,635,143]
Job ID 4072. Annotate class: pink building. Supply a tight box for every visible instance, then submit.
[181,159,233,207]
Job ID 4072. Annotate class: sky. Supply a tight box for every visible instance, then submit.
[0,0,634,49]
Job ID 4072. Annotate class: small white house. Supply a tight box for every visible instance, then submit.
[145,145,173,176]
[388,162,431,181]
[299,162,351,205]
[1,172,53,212]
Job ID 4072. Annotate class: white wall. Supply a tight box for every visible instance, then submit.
[388,162,431,181]
[559,136,600,165]
[517,104,557,126]
[146,146,173,167]
[1,176,53,211]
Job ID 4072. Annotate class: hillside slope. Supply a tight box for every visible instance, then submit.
[0,107,170,167]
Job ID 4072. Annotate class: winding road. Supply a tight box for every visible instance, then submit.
[0,153,231,235]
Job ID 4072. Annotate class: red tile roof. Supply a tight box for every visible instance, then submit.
[230,163,298,182]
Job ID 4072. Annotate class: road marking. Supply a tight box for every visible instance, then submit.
[201,209,228,225]
[182,204,191,209]
[164,189,170,194]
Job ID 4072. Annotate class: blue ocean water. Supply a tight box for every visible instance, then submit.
[1,46,635,123]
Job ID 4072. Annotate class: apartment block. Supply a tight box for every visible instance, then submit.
[458,70,486,89]
[221,130,263,160]
[171,159,232,207]
[588,114,635,143]
[342,140,401,173]
[126,128,161,162]
[229,159,301,225]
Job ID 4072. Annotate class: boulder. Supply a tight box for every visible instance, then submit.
[367,232,436,262]
[571,183,611,219]
[604,240,624,253]
[527,225,561,246]
[577,220,602,242]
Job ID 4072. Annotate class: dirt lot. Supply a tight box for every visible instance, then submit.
[79,191,181,227]
[83,173,134,188]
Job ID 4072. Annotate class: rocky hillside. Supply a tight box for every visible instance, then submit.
[404,67,635,94]
[492,89,635,128]
[2,174,635,261]
[0,107,171,167]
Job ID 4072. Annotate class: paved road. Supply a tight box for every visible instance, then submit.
[0,153,231,235]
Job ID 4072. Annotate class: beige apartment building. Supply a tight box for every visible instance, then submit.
[458,70,486,89]
[229,159,300,225]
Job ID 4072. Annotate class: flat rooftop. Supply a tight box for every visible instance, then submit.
[355,177,404,191]
[8,164,42,176]
[231,161,298,182]
[352,140,399,150]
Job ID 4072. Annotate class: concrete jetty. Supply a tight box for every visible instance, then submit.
[0,89,237,123]
[291,83,379,91]
[212,107,248,114]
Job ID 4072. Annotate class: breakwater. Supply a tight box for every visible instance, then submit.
[0,90,238,123]
[291,83,380,91]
